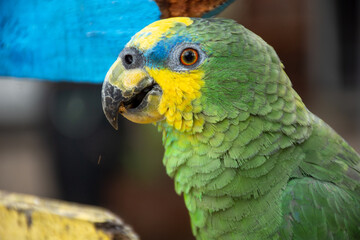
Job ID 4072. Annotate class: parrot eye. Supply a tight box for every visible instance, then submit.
[168,43,206,71]
[180,48,199,66]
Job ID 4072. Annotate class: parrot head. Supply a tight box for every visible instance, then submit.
[102,17,285,132]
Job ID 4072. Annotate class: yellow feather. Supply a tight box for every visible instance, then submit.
[129,17,193,51]
[146,67,205,132]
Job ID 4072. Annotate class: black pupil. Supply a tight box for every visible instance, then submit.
[124,54,133,65]
[183,50,195,63]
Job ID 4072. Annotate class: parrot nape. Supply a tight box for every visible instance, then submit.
[101,17,360,240]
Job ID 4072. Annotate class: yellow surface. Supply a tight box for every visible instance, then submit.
[0,190,138,240]
[129,17,193,51]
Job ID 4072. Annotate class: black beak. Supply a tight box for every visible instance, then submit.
[101,80,123,130]
[102,57,164,127]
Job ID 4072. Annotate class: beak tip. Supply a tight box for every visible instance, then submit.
[110,117,119,130]
[103,104,120,131]
[101,80,123,131]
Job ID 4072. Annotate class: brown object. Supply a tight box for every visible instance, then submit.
[154,0,232,18]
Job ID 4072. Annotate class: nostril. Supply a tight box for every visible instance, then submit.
[124,54,133,65]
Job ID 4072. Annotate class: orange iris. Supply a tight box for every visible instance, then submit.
[180,48,199,66]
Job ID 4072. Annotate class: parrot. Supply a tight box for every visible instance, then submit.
[101,17,360,240]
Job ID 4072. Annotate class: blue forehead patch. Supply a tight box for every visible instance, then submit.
[144,34,191,68]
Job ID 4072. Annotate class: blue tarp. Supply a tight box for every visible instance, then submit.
[0,0,160,83]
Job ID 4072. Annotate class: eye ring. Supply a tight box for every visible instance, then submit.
[180,48,199,66]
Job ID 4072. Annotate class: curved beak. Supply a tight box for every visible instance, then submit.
[101,79,123,130]
[101,59,163,130]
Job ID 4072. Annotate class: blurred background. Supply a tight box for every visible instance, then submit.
[0,0,359,239]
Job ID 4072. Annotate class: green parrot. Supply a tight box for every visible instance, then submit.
[101,17,360,240]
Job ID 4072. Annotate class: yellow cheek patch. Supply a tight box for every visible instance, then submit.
[146,67,205,132]
[129,17,193,51]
